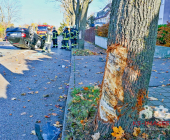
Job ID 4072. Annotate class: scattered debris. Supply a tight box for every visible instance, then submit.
[31,130,36,135]
[43,94,49,97]
[21,112,26,115]
[148,97,158,101]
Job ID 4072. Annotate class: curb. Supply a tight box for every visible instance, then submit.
[62,52,75,140]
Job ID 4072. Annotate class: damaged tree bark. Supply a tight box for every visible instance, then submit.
[94,0,161,137]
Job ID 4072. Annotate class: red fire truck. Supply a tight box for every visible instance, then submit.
[37,25,53,37]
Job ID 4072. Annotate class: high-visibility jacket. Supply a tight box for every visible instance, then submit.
[74,28,79,39]
[52,30,58,39]
[70,29,75,39]
[45,31,53,44]
[62,30,70,40]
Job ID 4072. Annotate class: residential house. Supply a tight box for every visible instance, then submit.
[94,3,111,27]
[158,0,170,25]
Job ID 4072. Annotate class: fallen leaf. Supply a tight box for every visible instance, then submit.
[111,126,124,139]
[23,106,26,108]
[44,115,50,118]
[47,82,51,84]
[142,133,148,139]
[21,93,26,96]
[58,87,63,89]
[91,132,100,140]
[162,84,166,87]
[89,95,94,97]
[84,87,89,90]
[79,82,83,85]
[36,120,41,123]
[161,99,164,102]
[52,113,58,116]
[72,100,81,103]
[59,96,63,98]
[9,113,12,116]
[53,121,62,127]
[55,105,60,108]
[133,127,141,137]
[30,115,33,117]
[55,76,58,78]
[35,91,39,94]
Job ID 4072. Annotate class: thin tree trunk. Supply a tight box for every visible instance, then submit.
[94,0,161,137]
[78,0,89,49]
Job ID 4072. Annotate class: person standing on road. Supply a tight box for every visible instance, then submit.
[52,27,58,48]
[61,26,70,50]
[73,25,79,47]
[70,26,75,48]
[61,27,66,49]
[42,27,53,53]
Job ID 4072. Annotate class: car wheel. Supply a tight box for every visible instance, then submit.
[24,40,31,49]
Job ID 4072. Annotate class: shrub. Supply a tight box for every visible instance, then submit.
[156,22,170,47]
[96,23,109,37]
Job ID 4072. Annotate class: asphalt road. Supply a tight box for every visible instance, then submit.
[0,39,71,140]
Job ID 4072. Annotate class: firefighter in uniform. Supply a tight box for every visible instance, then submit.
[70,26,75,48]
[61,26,70,50]
[52,27,58,48]
[61,27,65,49]
[73,25,79,47]
[42,27,53,53]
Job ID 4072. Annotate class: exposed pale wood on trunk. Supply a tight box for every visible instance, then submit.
[95,0,161,134]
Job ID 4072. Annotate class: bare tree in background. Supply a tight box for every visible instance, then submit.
[0,0,21,26]
[47,0,93,49]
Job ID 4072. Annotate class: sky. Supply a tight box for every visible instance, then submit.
[14,0,106,28]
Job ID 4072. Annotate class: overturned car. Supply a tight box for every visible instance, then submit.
[6,26,45,50]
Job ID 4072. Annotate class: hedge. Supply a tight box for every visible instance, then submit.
[96,22,170,47]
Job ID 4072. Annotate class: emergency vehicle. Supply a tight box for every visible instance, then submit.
[37,25,53,37]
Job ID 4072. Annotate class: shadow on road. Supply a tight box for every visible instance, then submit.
[0,49,52,99]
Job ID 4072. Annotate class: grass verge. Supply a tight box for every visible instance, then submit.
[65,86,100,140]
[72,49,98,56]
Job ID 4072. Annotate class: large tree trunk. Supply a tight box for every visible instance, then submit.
[94,0,161,137]
[78,0,89,49]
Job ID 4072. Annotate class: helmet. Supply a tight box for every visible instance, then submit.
[53,27,56,30]
[47,26,51,30]
[73,25,76,28]
[65,26,68,29]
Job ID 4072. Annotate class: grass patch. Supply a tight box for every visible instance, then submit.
[72,49,98,56]
[65,86,100,139]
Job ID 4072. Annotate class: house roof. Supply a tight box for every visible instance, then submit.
[94,3,111,20]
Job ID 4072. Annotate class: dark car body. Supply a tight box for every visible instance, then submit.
[6,27,44,49]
